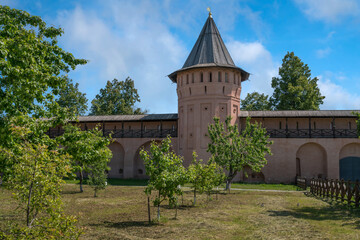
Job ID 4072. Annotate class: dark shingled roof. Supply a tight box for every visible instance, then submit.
[239,110,360,118]
[168,15,249,82]
[182,16,235,68]
[73,114,178,122]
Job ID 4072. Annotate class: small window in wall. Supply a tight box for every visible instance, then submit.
[114,125,117,130]
[119,168,123,174]
[296,122,299,130]
[349,122,352,130]
[238,74,241,85]
[223,86,225,94]
[138,169,143,175]
[209,72,212,82]
[181,76,183,86]
[192,73,194,83]
[225,73,229,83]
[186,74,189,84]
[313,122,316,130]
[218,71,222,82]
[233,73,236,84]
[200,72,203,82]
[205,86,207,94]
[189,87,192,95]
[279,121,282,129]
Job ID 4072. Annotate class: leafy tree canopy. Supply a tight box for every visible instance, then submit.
[0,6,87,119]
[207,116,272,190]
[270,52,325,110]
[241,92,272,110]
[90,77,146,115]
[56,77,88,116]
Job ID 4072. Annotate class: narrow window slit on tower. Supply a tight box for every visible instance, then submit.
[192,73,194,83]
[209,72,212,82]
[218,71,222,82]
[186,74,189,84]
[225,72,229,83]
[205,86,207,94]
[279,121,282,129]
[189,87,191,95]
[234,73,236,84]
[223,86,225,94]
[200,72,203,82]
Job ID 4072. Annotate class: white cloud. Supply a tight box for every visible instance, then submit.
[316,47,331,58]
[56,2,187,114]
[318,77,360,109]
[227,41,278,97]
[294,0,360,23]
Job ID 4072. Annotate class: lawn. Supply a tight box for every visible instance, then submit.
[1,184,360,239]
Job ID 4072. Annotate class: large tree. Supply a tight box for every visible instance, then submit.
[207,116,272,190]
[0,6,87,119]
[56,77,88,116]
[270,52,325,110]
[241,92,272,110]
[90,77,146,115]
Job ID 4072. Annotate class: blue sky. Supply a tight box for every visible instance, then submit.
[2,0,360,113]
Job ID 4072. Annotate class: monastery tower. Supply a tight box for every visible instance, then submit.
[168,12,250,165]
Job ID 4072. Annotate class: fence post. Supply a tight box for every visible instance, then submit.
[347,180,352,206]
[355,180,359,208]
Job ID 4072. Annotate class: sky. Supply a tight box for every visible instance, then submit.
[2,0,360,113]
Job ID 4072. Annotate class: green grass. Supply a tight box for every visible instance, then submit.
[2,184,360,239]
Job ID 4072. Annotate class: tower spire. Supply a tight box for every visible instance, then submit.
[207,7,212,18]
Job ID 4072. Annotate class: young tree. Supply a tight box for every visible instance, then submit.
[57,124,112,193]
[0,119,81,239]
[140,137,187,221]
[90,77,146,115]
[270,52,325,110]
[56,77,88,116]
[207,116,272,190]
[241,92,272,110]
[187,152,225,205]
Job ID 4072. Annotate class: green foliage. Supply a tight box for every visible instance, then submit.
[187,152,225,204]
[140,137,187,219]
[0,121,81,239]
[56,77,88,116]
[0,5,87,119]
[270,52,325,110]
[207,116,272,190]
[241,92,272,110]
[57,124,112,194]
[90,77,146,115]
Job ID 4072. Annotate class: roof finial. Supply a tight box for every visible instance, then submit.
[207,7,212,18]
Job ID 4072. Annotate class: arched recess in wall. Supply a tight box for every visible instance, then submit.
[296,142,327,179]
[133,140,161,179]
[339,143,360,181]
[242,165,265,183]
[107,142,125,179]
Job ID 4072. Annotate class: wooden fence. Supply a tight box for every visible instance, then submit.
[310,178,360,207]
[296,177,307,190]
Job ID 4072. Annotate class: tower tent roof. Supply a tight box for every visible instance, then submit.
[168,14,249,82]
[182,16,235,68]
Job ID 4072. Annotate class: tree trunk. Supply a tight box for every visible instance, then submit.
[26,181,34,227]
[157,191,161,221]
[94,189,97,197]
[147,196,151,223]
[225,180,231,192]
[193,189,196,206]
[79,170,83,193]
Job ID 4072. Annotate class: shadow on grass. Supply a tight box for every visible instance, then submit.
[89,220,154,229]
[268,193,360,229]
